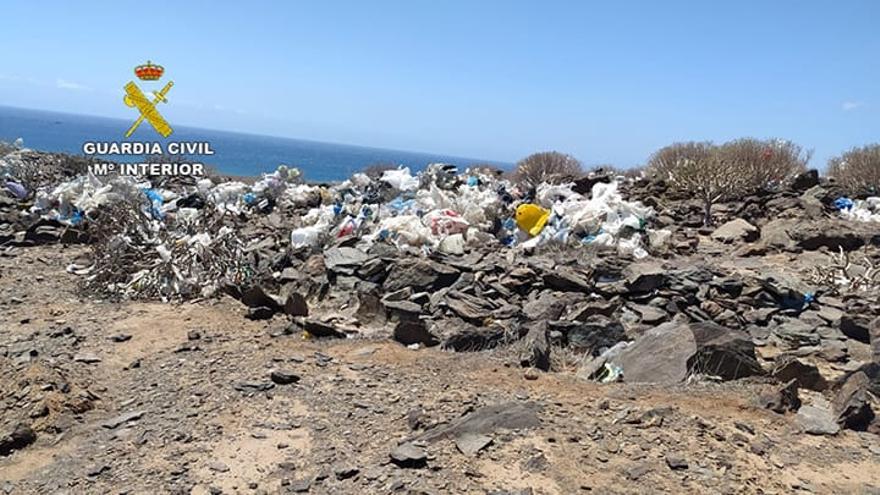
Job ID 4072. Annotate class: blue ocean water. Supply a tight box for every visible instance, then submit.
[0,105,508,182]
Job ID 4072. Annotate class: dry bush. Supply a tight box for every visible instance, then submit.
[718,138,810,191]
[513,151,582,187]
[648,139,809,225]
[827,144,880,196]
[648,142,724,225]
[809,246,880,295]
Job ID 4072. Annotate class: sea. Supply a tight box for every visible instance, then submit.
[0,105,508,182]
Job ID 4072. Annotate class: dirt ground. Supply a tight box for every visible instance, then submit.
[2,245,880,494]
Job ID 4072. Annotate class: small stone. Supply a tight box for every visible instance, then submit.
[270,370,300,385]
[390,443,427,468]
[334,465,359,480]
[523,368,540,381]
[665,453,689,470]
[73,353,101,364]
[209,461,230,473]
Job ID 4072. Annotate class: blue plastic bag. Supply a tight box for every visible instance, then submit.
[834,197,854,211]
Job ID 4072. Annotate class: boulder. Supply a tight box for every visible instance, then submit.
[833,371,875,431]
[687,322,764,380]
[625,262,667,293]
[0,423,36,456]
[771,355,827,391]
[384,259,459,293]
[393,320,439,347]
[797,404,839,435]
[563,315,626,355]
[611,320,762,384]
[711,219,759,243]
[323,246,370,273]
[611,320,696,384]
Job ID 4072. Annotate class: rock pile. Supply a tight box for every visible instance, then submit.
[3,142,880,439]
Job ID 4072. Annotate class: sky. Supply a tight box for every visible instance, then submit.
[0,0,878,167]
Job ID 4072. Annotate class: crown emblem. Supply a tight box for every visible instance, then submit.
[135,61,164,81]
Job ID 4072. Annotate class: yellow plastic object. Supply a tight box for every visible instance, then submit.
[515,203,551,237]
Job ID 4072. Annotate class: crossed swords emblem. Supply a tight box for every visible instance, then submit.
[123,80,174,138]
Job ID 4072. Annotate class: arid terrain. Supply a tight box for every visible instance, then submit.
[2,149,880,494]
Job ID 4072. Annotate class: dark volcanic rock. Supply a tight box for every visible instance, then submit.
[245,306,275,320]
[625,261,667,293]
[688,322,764,380]
[792,169,819,191]
[612,320,762,384]
[389,443,427,468]
[542,266,592,292]
[840,315,871,344]
[711,219,759,243]
[519,322,550,371]
[563,315,626,355]
[442,322,507,352]
[0,423,36,456]
[270,370,301,385]
[299,319,346,339]
[415,402,541,443]
[283,292,309,317]
[240,285,282,311]
[771,355,827,391]
[393,320,440,347]
[834,372,875,431]
[759,379,801,413]
[383,259,459,293]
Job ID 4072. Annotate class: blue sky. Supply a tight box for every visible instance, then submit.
[1,1,877,167]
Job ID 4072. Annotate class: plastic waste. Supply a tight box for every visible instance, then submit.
[516,204,550,236]
[4,180,26,199]
[839,197,880,222]
[834,197,854,211]
[381,167,419,192]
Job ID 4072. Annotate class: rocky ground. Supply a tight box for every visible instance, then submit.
[0,247,878,494]
[2,152,880,494]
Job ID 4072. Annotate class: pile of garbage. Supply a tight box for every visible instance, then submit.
[3,140,663,299]
[836,196,880,223]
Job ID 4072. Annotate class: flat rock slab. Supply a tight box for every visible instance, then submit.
[101,410,146,429]
[455,433,494,456]
[389,443,427,468]
[415,402,541,443]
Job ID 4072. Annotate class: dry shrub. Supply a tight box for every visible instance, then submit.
[648,139,810,225]
[809,246,880,295]
[513,151,582,187]
[827,144,880,196]
[718,138,810,190]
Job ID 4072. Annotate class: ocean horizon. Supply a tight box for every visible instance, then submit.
[0,105,510,181]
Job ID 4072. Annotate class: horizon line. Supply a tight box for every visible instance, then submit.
[0,104,513,167]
